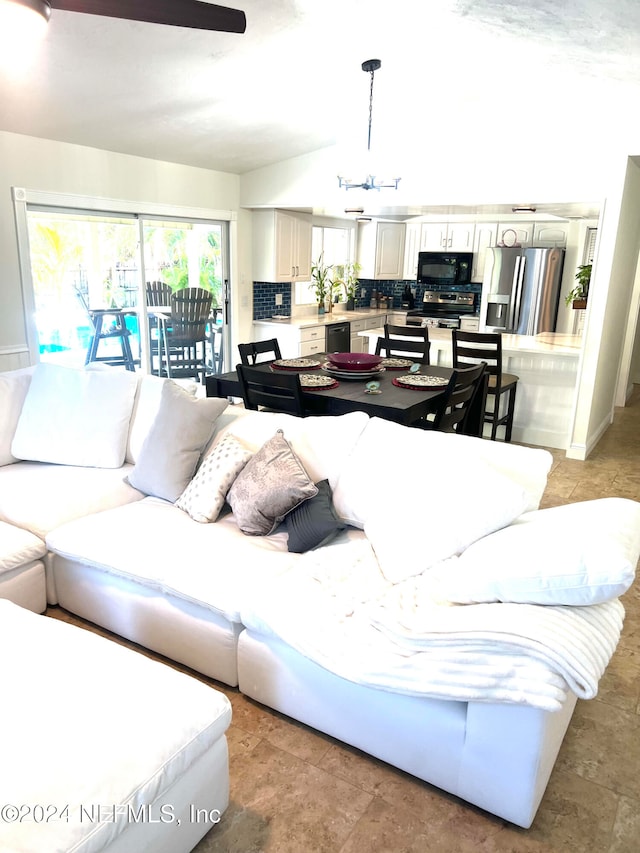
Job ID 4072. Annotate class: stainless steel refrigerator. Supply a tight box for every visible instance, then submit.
[479,247,565,335]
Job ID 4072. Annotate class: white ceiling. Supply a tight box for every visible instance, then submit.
[1,0,640,219]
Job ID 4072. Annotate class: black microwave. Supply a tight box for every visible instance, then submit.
[417,252,473,286]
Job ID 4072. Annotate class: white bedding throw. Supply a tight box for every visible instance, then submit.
[240,537,625,712]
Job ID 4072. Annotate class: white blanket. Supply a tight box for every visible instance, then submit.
[240,536,625,712]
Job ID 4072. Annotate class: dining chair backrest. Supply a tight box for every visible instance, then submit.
[384,323,429,341]
[375,335,431,364]
[169,287,212,342]
[428,362,487,433]
[238,338,282,365]
[236,363,306,416]
[145,281,173,307]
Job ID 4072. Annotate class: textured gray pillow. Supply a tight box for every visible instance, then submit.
[128,380,228,502]
[227,429,318,535]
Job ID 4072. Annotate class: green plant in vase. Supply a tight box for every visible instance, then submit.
[311,253,333,314]
[565,264,591,309]
[342,261,361,310]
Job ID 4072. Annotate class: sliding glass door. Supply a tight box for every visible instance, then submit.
[25,206,230,373]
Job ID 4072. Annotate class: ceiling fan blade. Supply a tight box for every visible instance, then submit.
[48,0,246,33]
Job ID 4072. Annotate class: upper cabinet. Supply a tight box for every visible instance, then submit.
[533,223,569,247]
[420,222,475,252]
[472,222,498,282]
[357,220,406,280]
[496,223,535,248]
[253,209,312,282]
[403,222,422,280]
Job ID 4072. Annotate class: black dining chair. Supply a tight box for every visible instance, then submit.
[384,323,430,343]
[238,338,282,365]
[375,336,431,364]
[452,330,519,441]
[417,362,487,433]
[236,363,306,416]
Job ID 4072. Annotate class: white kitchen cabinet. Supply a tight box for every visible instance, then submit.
[357,221,406,280]
[496,222,534,248]
[252,209,312,283]
[459,316,480,331]
[533,222,569,247]
[420,222,475,252]
[472,222,498,282]
[299,324,325,357]
[403,222,422,280]
[349,314,387,352]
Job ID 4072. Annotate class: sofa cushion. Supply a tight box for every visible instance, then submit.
[437,497,640,606]
[126,375,198,464]
[364,458,528,583]
[227,430,318,536]
[0,461,143,540]
[128,380,228,502]
[0,367,33,467]
[175,433,253,523]
[11,363,138,468]
[46,497,301,623]
[332,417,552,528]
[0,521,46,574]
[213,410,370,492]
[285,479,346,553]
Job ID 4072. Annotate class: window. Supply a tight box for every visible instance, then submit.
[295,223,353,305]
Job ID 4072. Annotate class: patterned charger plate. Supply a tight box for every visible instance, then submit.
[394,373,449,389]
[271,358,322,370]
[299,373,338,389]
[380,357,414,369]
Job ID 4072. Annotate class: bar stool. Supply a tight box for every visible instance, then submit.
[76,290,136,372]
[452,330,518,441]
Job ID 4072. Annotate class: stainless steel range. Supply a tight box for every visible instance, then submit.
[407,290,476,329]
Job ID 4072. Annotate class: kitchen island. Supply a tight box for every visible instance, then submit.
[363,327,582,449]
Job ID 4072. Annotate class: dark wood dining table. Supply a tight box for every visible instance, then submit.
[205,354,484,435]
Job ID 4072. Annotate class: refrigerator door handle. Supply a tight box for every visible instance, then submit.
[510,255,525,331]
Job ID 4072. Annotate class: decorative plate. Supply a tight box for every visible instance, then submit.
[323,364,385,380]
[272,358,322,370]
[393,374,449,389]
[271,315,290,321]
[299,373,338,389]
[380,357,414,369]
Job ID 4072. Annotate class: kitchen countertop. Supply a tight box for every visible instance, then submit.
[362,327,583,357]
[253,308,395,329]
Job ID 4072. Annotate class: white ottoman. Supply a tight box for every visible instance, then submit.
[0,521,46,613]
[0,600,231,853]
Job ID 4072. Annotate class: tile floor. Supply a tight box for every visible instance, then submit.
[47,388,640,852]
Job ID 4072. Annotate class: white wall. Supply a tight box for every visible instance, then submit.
[0,131,241,370]
[568,157,640,458]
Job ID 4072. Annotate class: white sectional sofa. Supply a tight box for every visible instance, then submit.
[1,361,639,832]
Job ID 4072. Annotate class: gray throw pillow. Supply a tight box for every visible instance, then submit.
[128,380,228,502]
[286,479,346,553]
[227,429,318,535]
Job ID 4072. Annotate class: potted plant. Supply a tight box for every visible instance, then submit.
[565,264,591,309]
[311,253,333,314]
[341,261,361,311]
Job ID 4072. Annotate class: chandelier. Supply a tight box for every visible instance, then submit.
[337,59,401,192]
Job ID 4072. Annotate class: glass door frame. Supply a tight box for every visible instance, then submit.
[12,187,235,374]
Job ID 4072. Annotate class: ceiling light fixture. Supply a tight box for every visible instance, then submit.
[337,59,401,192]
[0,0,50,28]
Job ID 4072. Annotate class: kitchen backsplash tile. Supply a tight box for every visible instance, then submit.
[252,280,483,317]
